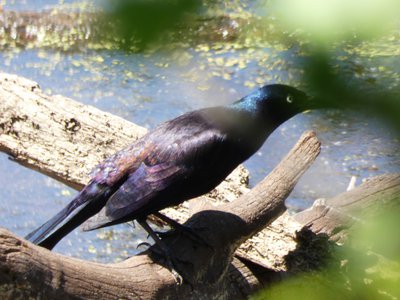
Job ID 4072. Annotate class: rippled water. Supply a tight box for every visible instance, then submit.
[0,1,399,262]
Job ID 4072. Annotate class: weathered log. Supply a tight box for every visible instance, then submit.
[0,128,320,299]
[0,73,146,190]
[0,133,319,299]
[1,73,399,299]
[1,174,398,299]
[294,174,400,243]
[0,73,322,298]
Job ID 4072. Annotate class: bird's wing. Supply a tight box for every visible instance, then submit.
[82,116,229,231]
[82,161,187,230]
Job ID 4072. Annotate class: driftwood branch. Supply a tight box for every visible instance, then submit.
[1,73,399,299]
[294,174,400,242]
[0,73,322,298]
[0,130,319,299]
[1,174,399,299]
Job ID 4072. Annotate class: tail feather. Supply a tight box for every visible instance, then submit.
[25,200,83,244]
[37,195,108,250]
[25,181,109,249]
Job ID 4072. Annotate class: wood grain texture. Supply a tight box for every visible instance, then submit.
[0,73,146,190]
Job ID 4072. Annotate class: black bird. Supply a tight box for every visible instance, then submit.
[26,84,314,251]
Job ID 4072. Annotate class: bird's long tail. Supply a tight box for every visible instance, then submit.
[25,181,109,250]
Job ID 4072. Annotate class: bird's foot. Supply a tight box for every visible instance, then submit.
[168,260,184,285]
[150,242,185,285]
[152,212,212,249]
[137,218,187,284]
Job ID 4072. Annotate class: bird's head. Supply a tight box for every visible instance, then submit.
[232,84,316,124]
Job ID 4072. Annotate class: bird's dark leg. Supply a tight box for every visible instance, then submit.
[153,212,212,249]
[152,212,185,229]
[125,221,153,250]
[136,218,183,284]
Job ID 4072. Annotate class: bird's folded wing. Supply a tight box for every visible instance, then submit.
[82,162,186,230]
[83,118,229,231]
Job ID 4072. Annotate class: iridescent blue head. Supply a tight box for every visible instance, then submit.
[231,84,312,124]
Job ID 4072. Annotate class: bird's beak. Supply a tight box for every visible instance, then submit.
[307,96,326,110]
[307,94,340,110]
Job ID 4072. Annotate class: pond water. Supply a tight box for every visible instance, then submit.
[0,1,399,262]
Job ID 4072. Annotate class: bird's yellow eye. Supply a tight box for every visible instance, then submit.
[286,95,294,103]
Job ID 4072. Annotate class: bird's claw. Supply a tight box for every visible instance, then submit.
[136,241,152,249]
[127,221,136,228]
[170,265,184,285]
[150,243,185,284]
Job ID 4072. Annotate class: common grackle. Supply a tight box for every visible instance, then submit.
[26,84,315,251]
